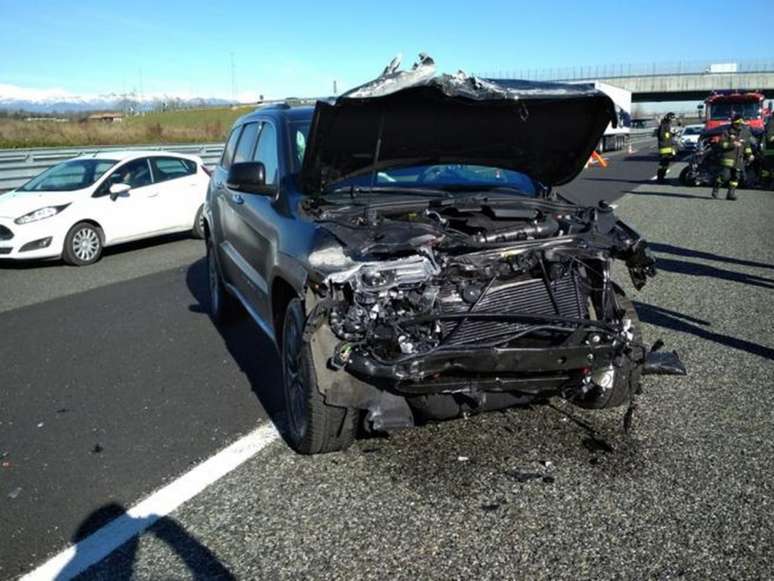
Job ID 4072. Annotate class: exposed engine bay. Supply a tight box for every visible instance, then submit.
[303,196,684,426]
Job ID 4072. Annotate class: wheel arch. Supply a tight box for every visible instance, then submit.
[65,218,105,244]
[271,276,301,346]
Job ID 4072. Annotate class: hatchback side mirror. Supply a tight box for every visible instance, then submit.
[109,183,131,201]
[227,162,275,195]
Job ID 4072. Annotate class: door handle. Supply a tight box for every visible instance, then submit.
[231,193,244,205]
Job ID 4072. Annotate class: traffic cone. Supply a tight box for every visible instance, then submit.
[591,151,608,168]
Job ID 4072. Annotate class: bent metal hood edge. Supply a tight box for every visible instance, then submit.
[300,54,617,194]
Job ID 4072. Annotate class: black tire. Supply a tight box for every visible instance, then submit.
[679,166,694,187]
[282,298,356,454]
[62,222,103,266]
[573,288,643,410]
[192,205,205,239]
[206,236,239,325]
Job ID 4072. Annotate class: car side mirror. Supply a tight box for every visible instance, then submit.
[226,162,275,196]
[109,183,131,201]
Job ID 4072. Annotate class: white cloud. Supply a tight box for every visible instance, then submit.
[0,83,77,102]
[0,83,258,104]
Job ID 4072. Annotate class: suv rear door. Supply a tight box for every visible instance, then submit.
[219,120,280,326]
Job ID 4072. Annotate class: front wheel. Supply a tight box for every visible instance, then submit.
[679,166,694,187]
[282,298,356,454]
[206,236,239,325]
[192,205,205,239]
[62,222,103,266]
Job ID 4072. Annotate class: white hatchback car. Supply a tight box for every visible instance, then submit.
[0,151,210,265]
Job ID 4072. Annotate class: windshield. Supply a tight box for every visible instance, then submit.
[683,127,702,135]
[289,121,311,173]
[19,159,117,192]
[328,165,537,196]
[709,101,761,120]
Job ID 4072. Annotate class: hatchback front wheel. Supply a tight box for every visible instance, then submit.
[63,222,103,266]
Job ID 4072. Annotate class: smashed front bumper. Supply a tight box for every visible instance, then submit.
[346,343,615,389]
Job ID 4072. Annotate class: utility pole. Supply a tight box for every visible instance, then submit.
[230,52,237,102]
[138,68,144,114]
[333,80,338,96]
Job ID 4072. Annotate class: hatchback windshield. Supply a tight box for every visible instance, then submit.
[19,159,117,192]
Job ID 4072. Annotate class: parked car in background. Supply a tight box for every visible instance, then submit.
[678,124,704,152]
[0,151,210,265]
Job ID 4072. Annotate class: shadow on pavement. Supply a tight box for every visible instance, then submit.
[582,177,653,186]
[63,503,234,580]
[622,154,659,162]
[630,189,711,200]
[185,257,290,444]
[634,301,774,361]
[655,257,774,290]
[650,242,774,271]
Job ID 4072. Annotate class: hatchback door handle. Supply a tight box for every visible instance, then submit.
[232,193,244,205]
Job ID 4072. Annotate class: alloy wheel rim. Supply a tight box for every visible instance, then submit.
[284,318,307,440]
[72,228,99,261]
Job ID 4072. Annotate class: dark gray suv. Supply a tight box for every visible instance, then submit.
[203,59,684,455]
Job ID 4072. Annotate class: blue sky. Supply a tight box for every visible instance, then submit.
[0,0,769,101]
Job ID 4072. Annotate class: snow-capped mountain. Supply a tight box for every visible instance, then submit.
[0,84,245,113]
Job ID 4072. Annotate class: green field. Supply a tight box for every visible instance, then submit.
[0,105,256,148]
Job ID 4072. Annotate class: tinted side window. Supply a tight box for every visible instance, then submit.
[109,158,153,189]
[233,122,260,164]
[253,122,279,185]
[221,127,242,170]
[150,157,196,183]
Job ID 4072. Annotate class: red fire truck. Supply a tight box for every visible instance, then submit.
[703,91,768,131]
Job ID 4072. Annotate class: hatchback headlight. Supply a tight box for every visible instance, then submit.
[15,204,70,225]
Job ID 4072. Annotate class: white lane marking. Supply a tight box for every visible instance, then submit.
[21,422,280,581]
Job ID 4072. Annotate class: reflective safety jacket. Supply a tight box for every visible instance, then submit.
[764,117,774,157]
[657,122,676,156]
[715,127,744,170]
[738,124,755,159]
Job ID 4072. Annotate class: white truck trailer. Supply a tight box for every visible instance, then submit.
[592,81,632,152]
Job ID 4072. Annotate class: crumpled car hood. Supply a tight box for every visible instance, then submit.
[300,54,617,193]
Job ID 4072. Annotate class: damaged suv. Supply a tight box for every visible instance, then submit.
[204,56,684,454]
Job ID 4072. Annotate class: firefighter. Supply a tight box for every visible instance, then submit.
[711,115,745,200]
[761,114,774,188]
[737,116,757,186]
[656,112,677,183]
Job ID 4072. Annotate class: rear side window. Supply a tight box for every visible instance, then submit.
[150,157,196,183]
[253,122,279,185]
[221,127,242,170]
[233,122,260,164]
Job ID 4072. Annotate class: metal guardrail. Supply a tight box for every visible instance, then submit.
[0,143,224,192]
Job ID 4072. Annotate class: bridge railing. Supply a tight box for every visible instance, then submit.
[479,59,774,82]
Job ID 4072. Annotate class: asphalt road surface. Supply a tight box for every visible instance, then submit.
[2,139,773,579]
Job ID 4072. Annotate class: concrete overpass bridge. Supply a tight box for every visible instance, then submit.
[484,59,774,101]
